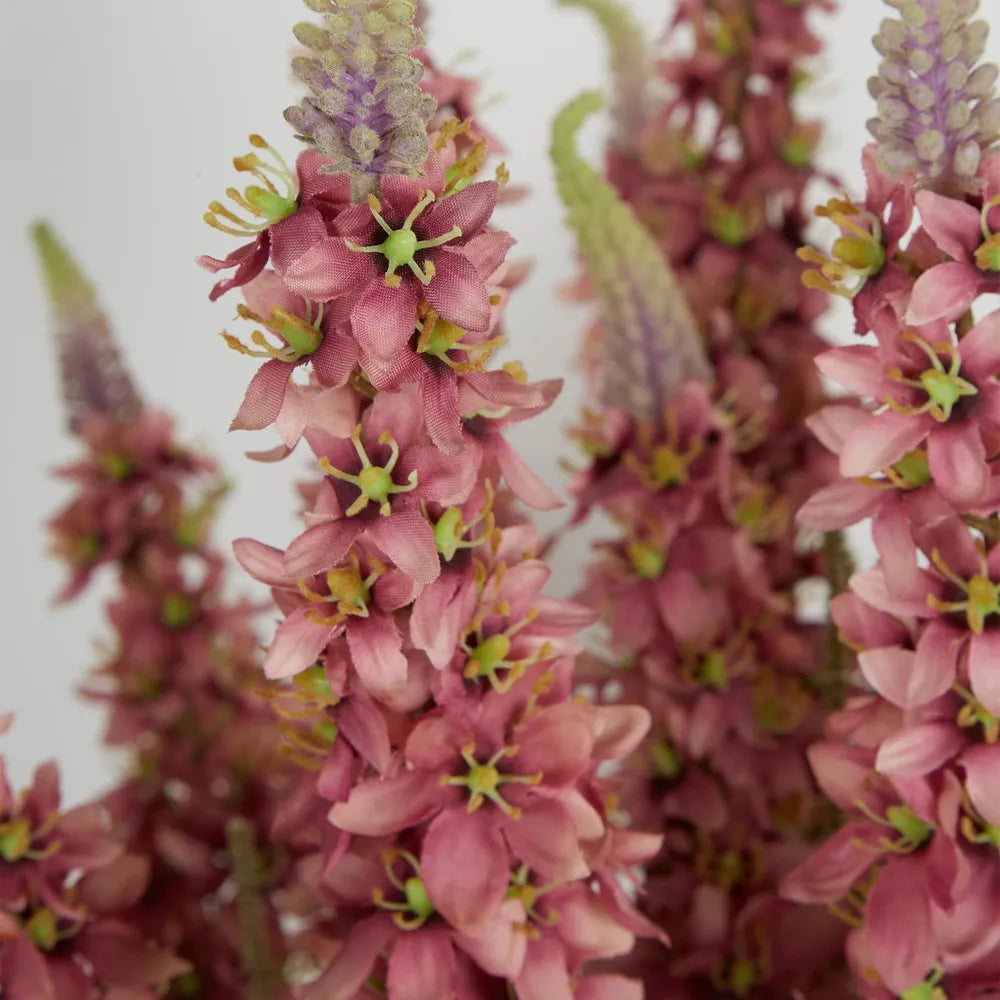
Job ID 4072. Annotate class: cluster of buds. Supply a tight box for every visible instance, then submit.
[556,1,853,997]
[785,2,1000,996]
[196,2,662,996]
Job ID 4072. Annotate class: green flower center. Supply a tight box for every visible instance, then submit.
[318,426,418,517]
[161,593,194,629]
[442,744,541,819]
[25,908,58,951]
[885,805,933,848]
[0,817,32,861]
[348,191,462,287]
[695,650,728,691]
[468,634,512,675]
[920,367,972,419]
[892,449,932,487]
[833,235,886,275]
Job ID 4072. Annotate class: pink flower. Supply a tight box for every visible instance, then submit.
[816,310,1000,508]
[907,155,1000,326]
[225,269,360,432]
[283,386,477,584]
[197,144,351,301]
[284,160,510,362]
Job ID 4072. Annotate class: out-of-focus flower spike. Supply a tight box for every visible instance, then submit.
[284,0,438,199]
[867,0,1000,194]
[551,91,709,421]
[31,222,142,433]
[556,0,651,154]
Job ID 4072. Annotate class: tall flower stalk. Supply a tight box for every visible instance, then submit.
[198,1,662,996]
[553,1,851,996]
[38,224,300,1000]
[784,2,1000,995]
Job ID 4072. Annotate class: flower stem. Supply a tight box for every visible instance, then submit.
[227,817,279,1000]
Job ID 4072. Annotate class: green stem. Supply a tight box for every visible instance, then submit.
[227,817,279,1000]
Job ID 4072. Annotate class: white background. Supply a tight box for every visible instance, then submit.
[2,1,997,803]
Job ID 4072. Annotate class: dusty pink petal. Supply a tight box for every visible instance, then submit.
[557,889,635,959]
[312,331,358,388]
[780,823,881,903]
[850,567,937,619]
[875,721,966,776]
[916,190,981,259]
[380,173,425,218]
[365,383,424,448]
[514,704,594,784]
[488,436,562,508]
[232,537,286,586]
[911,620,962,703]
[453,898,528,978]
[657,569,726,647]
[386,928,458,1000]
[404,444,477,505]
[806,403,871,454]
[815,345,885,397]
[77,855,149,913]
[230,359,291,432]
[831,591,909,649]
[962,743,1000,828]
[198,233,270,302]
[0,938,56,1000]
[907,261,983,325]
[840,411,930,477]
[366,508,440,584]
[283,519,360,578]
[514,936,574,1000]
[337,694,392,774]
[424,250,492,331]
[271,206,335,274]
[301,914,396,1000]
[928,422,989,506]
[411,572,476,669]
[329,769,442,835]
[458,231,517,277]
[422,367,464,454]
[283,237,373,299]
[968,630,1000,717]
[423,181,498,238]
[585,705,651,760]
[796,480,886,530]
[866,857,936,994]
[808,742,874,808]
[423,807,509,933]
[242,267,306,316]
[575,976,643,1000]
[345,615,408,703]
[871,504,920,598]
[503,798,589,882]
[959,308,1000,378]
[351,280,420,361]
[76,923,191,987]
[404,713,471,769]
[859,642,952,710]
[269,616,333,684]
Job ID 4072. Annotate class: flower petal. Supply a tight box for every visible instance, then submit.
[230,360,291,432]
[351,280,420,361]
[283,237,374,300]
[386,928,458,1000]
[329,770,442,836]
[907,261,983,326]
[423,807,509,934]
[875,722,965,776]
[424,250,492,331]
[928,421,988,507]
[283,520,360,578]
[840,411,929,477]
[366,507,440,584]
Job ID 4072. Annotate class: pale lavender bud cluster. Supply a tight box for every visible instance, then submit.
[868,0,1000,193]
[32,222,142,432]
[284,0,436,186]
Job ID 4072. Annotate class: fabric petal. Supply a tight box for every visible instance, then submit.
[329,770,442,836]
[264,607,335,679]
[351,280,420,361]
[907,261,983,325]
[423,807,509,934]
[283,520,360,578]
[840,412,930,477]
[424,250,492,331]
[283,237,374,300]
[300,914,396,1000]
[230,360,291,432]
[366,508,440,585]
[386,928,457,1000]
[928,422,989,507]
[796,480,886,530]
[968,630,1000,718]
[915,189,982,259]
[345,615,408,705]
[875,722,965,776]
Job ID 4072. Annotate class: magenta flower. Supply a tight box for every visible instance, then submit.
[284,162,508,361]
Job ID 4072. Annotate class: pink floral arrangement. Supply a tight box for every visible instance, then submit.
[7,1,1000,999]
